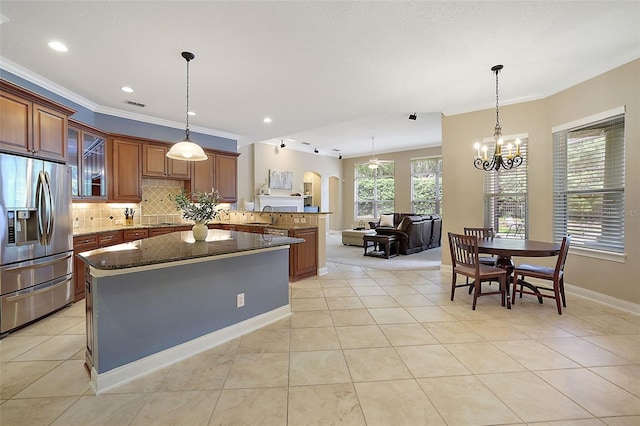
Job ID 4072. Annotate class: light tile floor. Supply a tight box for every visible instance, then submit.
[1,262,639,425]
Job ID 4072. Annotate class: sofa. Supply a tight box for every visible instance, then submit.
[369,212,442,255]
[369,213,425,255]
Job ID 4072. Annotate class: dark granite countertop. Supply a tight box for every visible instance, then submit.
[78,229,303,270]
[73,222,317,237]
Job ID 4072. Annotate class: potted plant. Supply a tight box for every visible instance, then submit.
[171,189,221,241]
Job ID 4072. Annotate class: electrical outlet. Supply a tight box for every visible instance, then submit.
[294,218,300,223]
[236,293,245,308]
[300,217,306,223]
[115,220,123,224]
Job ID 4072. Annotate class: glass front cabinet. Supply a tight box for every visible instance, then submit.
[68,121,107,200]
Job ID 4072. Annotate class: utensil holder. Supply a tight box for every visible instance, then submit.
[125,218,133,226]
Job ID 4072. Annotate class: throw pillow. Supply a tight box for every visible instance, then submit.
[379,214,394,228]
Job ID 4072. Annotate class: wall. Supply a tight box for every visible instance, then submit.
[0,70,237,152]
[442,59,640,306]
[340,146,443,229]
[240,143,343,229]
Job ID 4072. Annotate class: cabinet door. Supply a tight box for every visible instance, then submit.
[215,153,238,203]
[289,228,318,281]
[167,157,190,179]
[82,132,107,198]
[33,103,67,162]
[189,153,215,198]
[111,139,142,202]
[0,90,32,154]
[73,234,99,302]
[142,144,168,177]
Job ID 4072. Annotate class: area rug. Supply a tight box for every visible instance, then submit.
[325,232,442,270]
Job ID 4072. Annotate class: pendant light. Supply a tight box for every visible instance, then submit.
[473,64,523,171]
[166,51,208,161]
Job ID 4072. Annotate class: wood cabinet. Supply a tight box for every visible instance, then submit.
[1,80,74,162]
[215,152,238,203]
[73,231,123,301]
[110,139,142,202]
[188,151,215,199]
[289,228,318,281]
[187,149,239,203]
[68,121,107,200]
[149,227,174,237]
[85,262,94,371]
[123,228,149,242]
[143,143,190,179]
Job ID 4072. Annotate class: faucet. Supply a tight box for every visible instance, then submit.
[262,205,275,224]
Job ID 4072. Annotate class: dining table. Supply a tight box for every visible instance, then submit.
[477,237,562,305]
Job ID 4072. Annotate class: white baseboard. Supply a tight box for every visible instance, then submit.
[318,266,328,276]
[438,265,639,315]
[564,283,639,315]
[90,305,291,394]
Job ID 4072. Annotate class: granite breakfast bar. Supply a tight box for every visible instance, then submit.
[78,229,302,393]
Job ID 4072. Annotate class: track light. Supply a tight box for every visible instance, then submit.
[408,113,417,120]
[280,140,285,148]
[314,148,319,154]
[338,153,343,159]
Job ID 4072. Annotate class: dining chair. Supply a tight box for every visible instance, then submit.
[448,232,508,310]
[511,235,572,314]
[463,227,496,266]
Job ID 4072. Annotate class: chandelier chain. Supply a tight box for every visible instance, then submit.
[495,67,500,131]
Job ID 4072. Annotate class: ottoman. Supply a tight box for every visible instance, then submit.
[342,229,376,246]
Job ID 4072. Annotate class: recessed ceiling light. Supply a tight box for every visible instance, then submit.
[187,111,196,116]
[121,86,134,93]
[48,41,68,52]
[263,117,272,123]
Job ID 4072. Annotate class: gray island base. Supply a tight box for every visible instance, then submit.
[79,230,301,393]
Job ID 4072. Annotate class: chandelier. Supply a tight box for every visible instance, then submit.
[473,65,523,171]
[166,51,208,161]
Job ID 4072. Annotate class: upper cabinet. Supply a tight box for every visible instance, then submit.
[142,143,190,179]
[110,138,142,202]
[0,80,75,162]
[187,150,239,203]
[215,152,239,203]
[68,121,107,200]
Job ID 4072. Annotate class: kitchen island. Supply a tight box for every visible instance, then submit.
[78,229,302,393]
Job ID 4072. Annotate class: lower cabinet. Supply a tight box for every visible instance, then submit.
[73,230,123,302]
[123,228,149,242]
[289,228,318,282]
[85,263,94,371]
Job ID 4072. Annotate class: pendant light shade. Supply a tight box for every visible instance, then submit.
[166,51,208,161]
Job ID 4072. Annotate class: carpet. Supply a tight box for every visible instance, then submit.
[325,232,442,270]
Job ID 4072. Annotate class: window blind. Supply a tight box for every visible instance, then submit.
[553,113,625,252]
[483,137,528,238]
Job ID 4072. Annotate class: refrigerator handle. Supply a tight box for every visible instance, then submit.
[44,171,54,245]
[36,171,47,245]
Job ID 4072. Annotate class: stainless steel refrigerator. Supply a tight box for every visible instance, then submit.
[0,152,73,335]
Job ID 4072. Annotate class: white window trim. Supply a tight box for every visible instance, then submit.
[552,106,626,132]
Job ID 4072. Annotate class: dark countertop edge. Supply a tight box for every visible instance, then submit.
[85,245,297,277]
[73,223,318,237]
[79,235,304,272]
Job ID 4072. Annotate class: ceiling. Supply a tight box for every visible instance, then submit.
[1,1,638,158]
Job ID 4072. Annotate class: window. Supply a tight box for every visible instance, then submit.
[553,110,625,253]
[411,157,443,215]
[484,136,528,238]
[354,162,395,218]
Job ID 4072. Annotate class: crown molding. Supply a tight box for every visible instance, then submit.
[0,56,240,141]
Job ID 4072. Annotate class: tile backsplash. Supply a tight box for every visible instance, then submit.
[72,178,185,228]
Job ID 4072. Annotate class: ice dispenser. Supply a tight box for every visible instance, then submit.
[6,209,39,245]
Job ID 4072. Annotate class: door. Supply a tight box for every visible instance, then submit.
[44,160,73,256]
[0,153,46,264]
